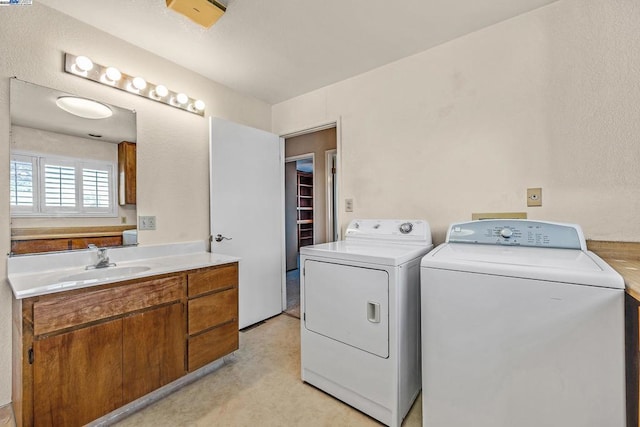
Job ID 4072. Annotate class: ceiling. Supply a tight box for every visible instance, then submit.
[38,0,559,105]
[11,78,137,144]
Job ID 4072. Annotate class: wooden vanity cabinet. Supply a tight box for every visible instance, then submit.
[187,263,239,371]
[13,262,239,427]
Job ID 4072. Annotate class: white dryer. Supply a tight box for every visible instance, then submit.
[420,220,625,427]
[300,219,433,427]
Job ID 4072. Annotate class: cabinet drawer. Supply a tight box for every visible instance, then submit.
[33,275,185,336]
[188,263,238,296]
[188,288,238,335]
[188,321,238,372]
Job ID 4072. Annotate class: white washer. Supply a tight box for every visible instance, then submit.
[420,220,626,427]
[300,219,433,427]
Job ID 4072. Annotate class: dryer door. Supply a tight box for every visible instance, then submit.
[304,260,389,358]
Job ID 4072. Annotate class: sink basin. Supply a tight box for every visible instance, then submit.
[61,266,151,282]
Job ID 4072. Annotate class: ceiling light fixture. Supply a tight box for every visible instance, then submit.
[166,0,226,28]
[63,52,205,116]
[56,96,113,119]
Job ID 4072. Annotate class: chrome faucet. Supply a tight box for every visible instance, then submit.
[86,244,116,269]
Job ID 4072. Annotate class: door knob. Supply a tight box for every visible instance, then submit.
[214,234,232,242]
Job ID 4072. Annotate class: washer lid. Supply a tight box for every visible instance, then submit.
[421,243,624,289]
[301,240,433,266]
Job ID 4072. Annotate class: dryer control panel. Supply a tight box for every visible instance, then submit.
[446,219,586,250]
[345,219,432,246]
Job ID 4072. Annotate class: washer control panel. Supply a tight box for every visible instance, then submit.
[446,220,585,250]
[345,219,432,245]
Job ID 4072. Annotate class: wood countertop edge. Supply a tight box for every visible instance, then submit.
[587,240,640,301]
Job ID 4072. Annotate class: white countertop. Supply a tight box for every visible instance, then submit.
[7,241,240,299]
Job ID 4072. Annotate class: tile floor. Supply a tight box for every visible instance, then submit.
[114,314,422,426]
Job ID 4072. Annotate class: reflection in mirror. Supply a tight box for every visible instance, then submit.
[9,78,138,255]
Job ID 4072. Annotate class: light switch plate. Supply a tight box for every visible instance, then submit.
[345,198,354,212]
[527,188,542,207]
[139,215,156,230]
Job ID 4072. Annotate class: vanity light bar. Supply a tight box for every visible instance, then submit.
[63,53,205,117]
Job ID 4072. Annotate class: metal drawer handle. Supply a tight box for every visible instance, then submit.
[367,301,380,323]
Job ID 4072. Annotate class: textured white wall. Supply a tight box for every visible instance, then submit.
[273,0,640,244]
[0,3,271,405]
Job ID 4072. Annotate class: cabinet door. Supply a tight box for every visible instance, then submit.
[122,302,185,403]
[118,141,136,205]
[33,320,123,427]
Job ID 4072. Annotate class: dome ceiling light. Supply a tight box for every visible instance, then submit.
[56,96,113,119]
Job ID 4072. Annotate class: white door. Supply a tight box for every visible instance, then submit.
[209,117,284,329]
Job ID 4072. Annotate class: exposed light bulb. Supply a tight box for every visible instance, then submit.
[154,84,168,98]
[176,93,188,105]
[194,100,206,111]
[74,55,93,72]
[105,67,121,82]
[132,76,147,91]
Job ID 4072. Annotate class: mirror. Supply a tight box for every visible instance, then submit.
[9,78,137,255]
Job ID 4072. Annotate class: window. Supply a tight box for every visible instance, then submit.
[9,154,35,210]
[10,152,117,217]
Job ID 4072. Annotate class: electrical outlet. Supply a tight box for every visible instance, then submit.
[527,188,542,207]
[121,216,127,224]
[139,215,156,230]
[345,198,354,212]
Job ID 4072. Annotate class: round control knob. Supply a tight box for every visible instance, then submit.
[500,228,513,238]
[399,222,413,234]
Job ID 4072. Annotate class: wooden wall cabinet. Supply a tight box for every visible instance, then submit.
[118,141,136,205]
[296,171,313,249]
[13,262,239,427]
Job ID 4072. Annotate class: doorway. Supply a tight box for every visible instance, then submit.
[284,155,313,318]
[283,127,338,318]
